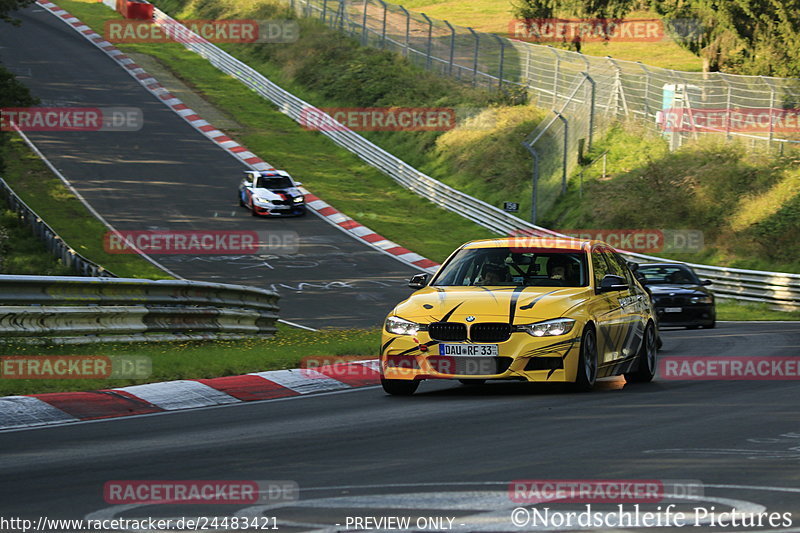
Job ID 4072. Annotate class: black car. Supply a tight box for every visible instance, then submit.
[635,262,716,329]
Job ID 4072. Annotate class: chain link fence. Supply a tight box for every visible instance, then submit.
[288,0,800,219]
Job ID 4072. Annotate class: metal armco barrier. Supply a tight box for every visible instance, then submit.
[0,276,280,344]
[0,178,114,278]
[147,10,800,311]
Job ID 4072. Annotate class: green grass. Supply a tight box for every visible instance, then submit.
[717,300,800,321]
[0,208,73,276]
[1,137,169,279]
[0,324,380,395]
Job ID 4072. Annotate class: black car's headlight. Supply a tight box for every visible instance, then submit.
[385,316,421,335]
[293,196,304,203]
[690,295,713,304]
[515,318,575,337]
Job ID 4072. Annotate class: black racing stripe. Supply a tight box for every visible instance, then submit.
[440,302,464,322]
[397,340,439,357]
[519,290,559,310]
[508,286,527,325]
[381,337,397,353]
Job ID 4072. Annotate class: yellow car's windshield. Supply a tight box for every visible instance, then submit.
[432,247,589,287]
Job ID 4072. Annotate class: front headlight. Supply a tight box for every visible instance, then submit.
[253,196,272,205]
[515,318,576,337]
[385,316,420,336]
[690,295,713,304]
[293,196,304,203]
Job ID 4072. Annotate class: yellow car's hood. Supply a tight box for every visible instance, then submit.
[393,286,593,323]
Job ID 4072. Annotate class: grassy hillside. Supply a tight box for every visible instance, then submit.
[392,0,703,71]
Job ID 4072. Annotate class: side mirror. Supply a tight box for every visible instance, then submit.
[294,181,303,186]
[627,261,639,272]
[599,274,628,293]
[702,279,713,286]
[408,273,429,290]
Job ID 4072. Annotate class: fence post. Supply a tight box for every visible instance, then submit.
[606,56,629,117]
[583,72,595,150]
[361,0,369,45]
[468,27,479,87]
[398,5,410,57]
[444,20,455,76]
[547,46,560,107]
[554,110,568,195]
[636,61,651,120]
[719,72,732,140]
[492,33,505,91]
[522,142,540,224]
[378,0,387,48]
[762,76,776,149]
[321,0,327,21]
[421,12,433,70]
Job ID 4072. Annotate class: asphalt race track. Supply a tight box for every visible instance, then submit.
[0,323,799,531]
[0,6,421,329]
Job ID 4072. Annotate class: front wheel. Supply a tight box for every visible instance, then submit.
[625,321,657,383]
[381,377,419,396]
[570,326,598,392]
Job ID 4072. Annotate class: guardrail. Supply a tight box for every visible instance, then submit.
[0,275,280,344]
[0,178,114,278]
[147,10,800,311]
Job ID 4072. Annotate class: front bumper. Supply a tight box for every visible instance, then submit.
[252,204,306,216]
[655,304,715,327]
[380,330,583,382]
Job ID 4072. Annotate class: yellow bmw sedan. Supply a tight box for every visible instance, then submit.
[380,237,659,395]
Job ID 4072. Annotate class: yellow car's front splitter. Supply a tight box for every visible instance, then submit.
[380,332,583,383]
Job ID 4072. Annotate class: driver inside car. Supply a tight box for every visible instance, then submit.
[477,263,509,285]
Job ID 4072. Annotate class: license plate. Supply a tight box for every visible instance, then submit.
[664,307,683,313]
[438,344,498,357]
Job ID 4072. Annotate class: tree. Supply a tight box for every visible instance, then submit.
[511,0,638,52]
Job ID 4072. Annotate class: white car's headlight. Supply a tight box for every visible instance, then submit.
[516,318,576,337]
[690,295,713,304]
[385,316,420,336]
[293,196,304,203]
[253,196,272,204]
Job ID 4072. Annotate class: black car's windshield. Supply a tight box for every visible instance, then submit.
[637,265,700,285]
[432,247,588,287]
[255,176,293,189]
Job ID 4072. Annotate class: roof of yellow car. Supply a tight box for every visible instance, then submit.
[461,236,602,251]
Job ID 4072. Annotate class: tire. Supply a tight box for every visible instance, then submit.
[381,377,419,396]
[250,205,259,217]
[458,379,486,386]
[570,326,598,392]
[238,191,245,207]
[625,321,657,383]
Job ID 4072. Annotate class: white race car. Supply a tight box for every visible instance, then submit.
[238,170,306,217]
